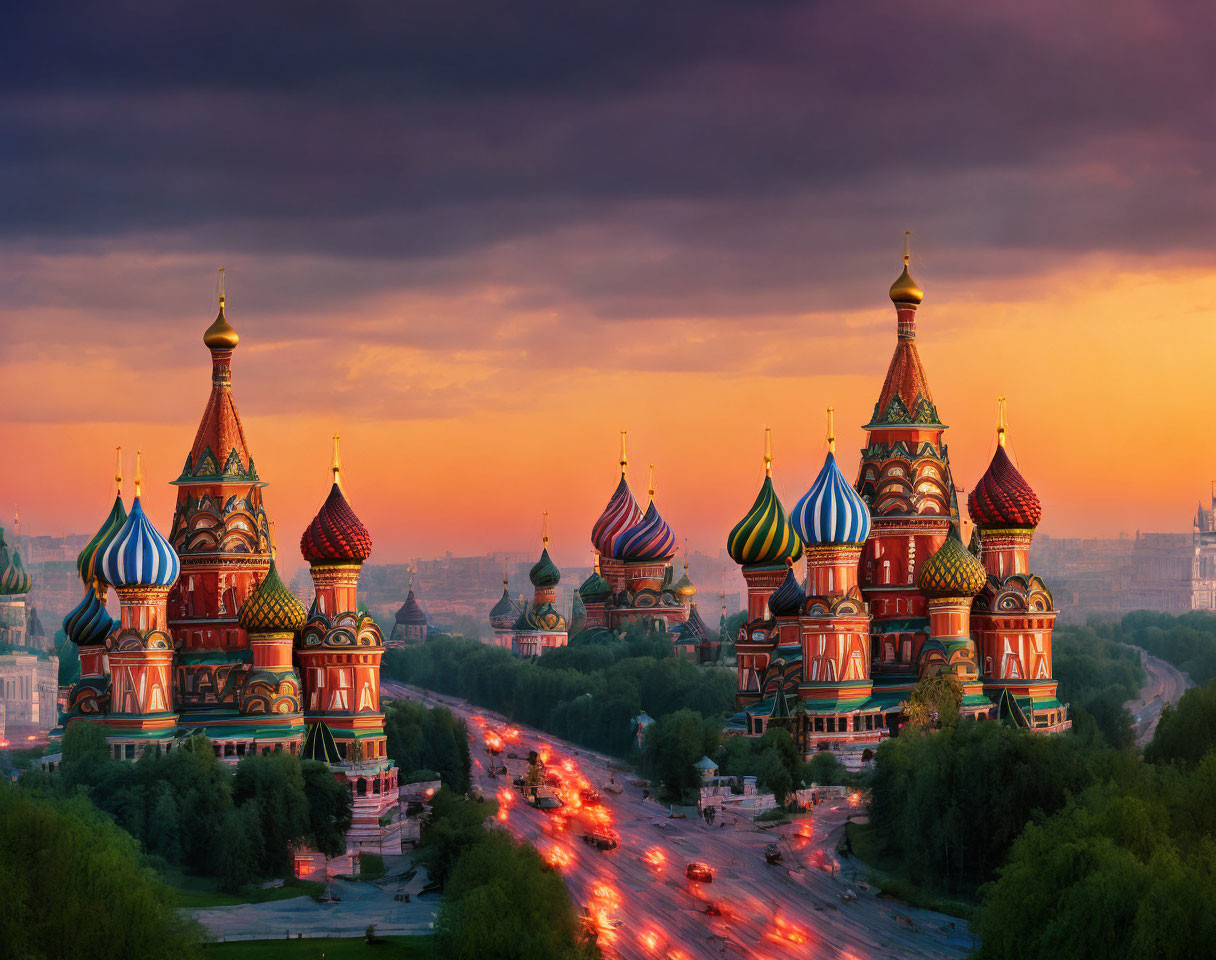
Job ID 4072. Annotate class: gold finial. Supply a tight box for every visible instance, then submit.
[764,426,772,477]
[269,520,278,558]
[889,231,924,305]
[619,429,628,476]
[331,435,342,484]
[203,267,240,349]
[593,553,601,574]
[542,511,550,547]
[134,450,143,498]
[997,397,1007,447]
[648,464,655,502]
[12,509,18,539]
[114,446,123,496]
[827,406,836,454]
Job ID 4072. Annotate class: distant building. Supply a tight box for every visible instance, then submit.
[389,575,429,646]
[1193,491,1216,611]
[509,533,569,658]
[0,524,59,741]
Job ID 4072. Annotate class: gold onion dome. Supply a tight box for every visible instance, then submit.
[239,560,308,633]
[916,526,987,599]
[203,297,240,350]
[889,232,924,305]
[671,563,697,599]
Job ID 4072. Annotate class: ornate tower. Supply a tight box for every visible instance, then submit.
[65,450,126,720]
[791,409,877,747]
[855,237,959,678]
[613,465,679,601]
[968,401,1069,731]
[727,428,803,705]
[235,548,307,749]
[167,279,272,729]
[590,430,644,599]
[577,557,612,632]
[98,454,181,752]
[915,526,990,717]
[389,574,429,646]
[297,437,386,758]
[513,518,568,657]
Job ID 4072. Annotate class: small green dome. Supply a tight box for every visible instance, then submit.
[239,561,308,633]
[529,548,561,588]
[727,475,803,568]
[579,569,612,604]
[917,527,987,599]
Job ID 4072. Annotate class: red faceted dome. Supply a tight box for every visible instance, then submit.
[968,445,1041,529]
[300,483,372,563]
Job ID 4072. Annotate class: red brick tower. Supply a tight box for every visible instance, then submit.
[855,236,959,680]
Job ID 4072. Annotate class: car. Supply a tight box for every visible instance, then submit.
[685,862,714,883]
[532,794,563,810]
[581,832,618,851]
[764,843,782,864]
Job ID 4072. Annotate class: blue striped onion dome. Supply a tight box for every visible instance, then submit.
[791,452,872,546]
[916,525,987,599]
[768,566,804,618]
[529,548,561,588]
[99,497,181,588]
[579,569,612,604]
[0,529,32,596]
[239,561,308,633]
[613,501,677,563]
[77,494,127,586]
[727,475,803,567]
[63,584,117,646]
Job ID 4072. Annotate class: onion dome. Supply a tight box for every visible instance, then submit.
[489,581,520,627]
[727,476,803,567]
[239,561,308,633]
[99,496,181,589]
[670,563,697,600]
[0,529,32,596]
[396,589,428,626]
[530,548,561,588]
[916,526,987,599]
[203,295,239,350]
[579,568,612,604]
[301,439,372,564]
[792,451,872,546]
[591,475,645,556]
[614,501,677,563]
[62,584,116,646]
[889,237,924,305]
[526,600,566,632]
[768,565,804,618]
[967,430,1042,530]
[78,494,127,587]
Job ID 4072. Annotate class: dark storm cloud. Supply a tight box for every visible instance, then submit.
[2,0,1215,322]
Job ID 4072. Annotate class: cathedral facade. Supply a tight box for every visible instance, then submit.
[59,287,399,864]
[728,244,1070,762]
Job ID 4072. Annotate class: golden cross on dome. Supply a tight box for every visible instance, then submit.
[997,397,1008,447]
[114,445,123,496]
[217,266,226,306]
[331,435,342,484]
[542,511,550,547]
[827,406,836,454]
[764,426,772,477]
[648,464,655,503]
[904,230,911,267]
[619,428,628,476]
[134,450,143,498]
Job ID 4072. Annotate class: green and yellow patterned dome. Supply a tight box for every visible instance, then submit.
[916,526,987,599]
[727,474,803,568]
[239,560,308,633]
[0,528,32,596]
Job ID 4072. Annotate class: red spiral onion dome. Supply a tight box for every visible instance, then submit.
[300,483,373,563]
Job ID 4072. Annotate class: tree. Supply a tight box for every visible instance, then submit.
[1145,680,1216,769]
[233,751,311,877]
[639,709,720,803]
[301,760,353,860]
[900,674,963,729]
[0,786,200,960]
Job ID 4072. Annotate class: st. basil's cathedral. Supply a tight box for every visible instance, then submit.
[58,286,400,870]
[727,242,1069,761]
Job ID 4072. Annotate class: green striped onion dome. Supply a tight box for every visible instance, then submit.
[239,561,308,633]
[916,526,987,599]
[77,494,127,587]
[0,529,32,596]
[727,475,803,567]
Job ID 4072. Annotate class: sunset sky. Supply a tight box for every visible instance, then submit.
[3,2,1215,575]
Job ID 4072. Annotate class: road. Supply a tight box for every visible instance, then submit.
[1124,646,1193,746]
[384,680,974,960]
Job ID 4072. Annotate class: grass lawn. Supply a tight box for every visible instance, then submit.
[166,869,324,909]
[203,936,432,959]
[845,820,976,920]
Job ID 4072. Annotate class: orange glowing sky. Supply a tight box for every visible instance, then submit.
[3,2,1213,576]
